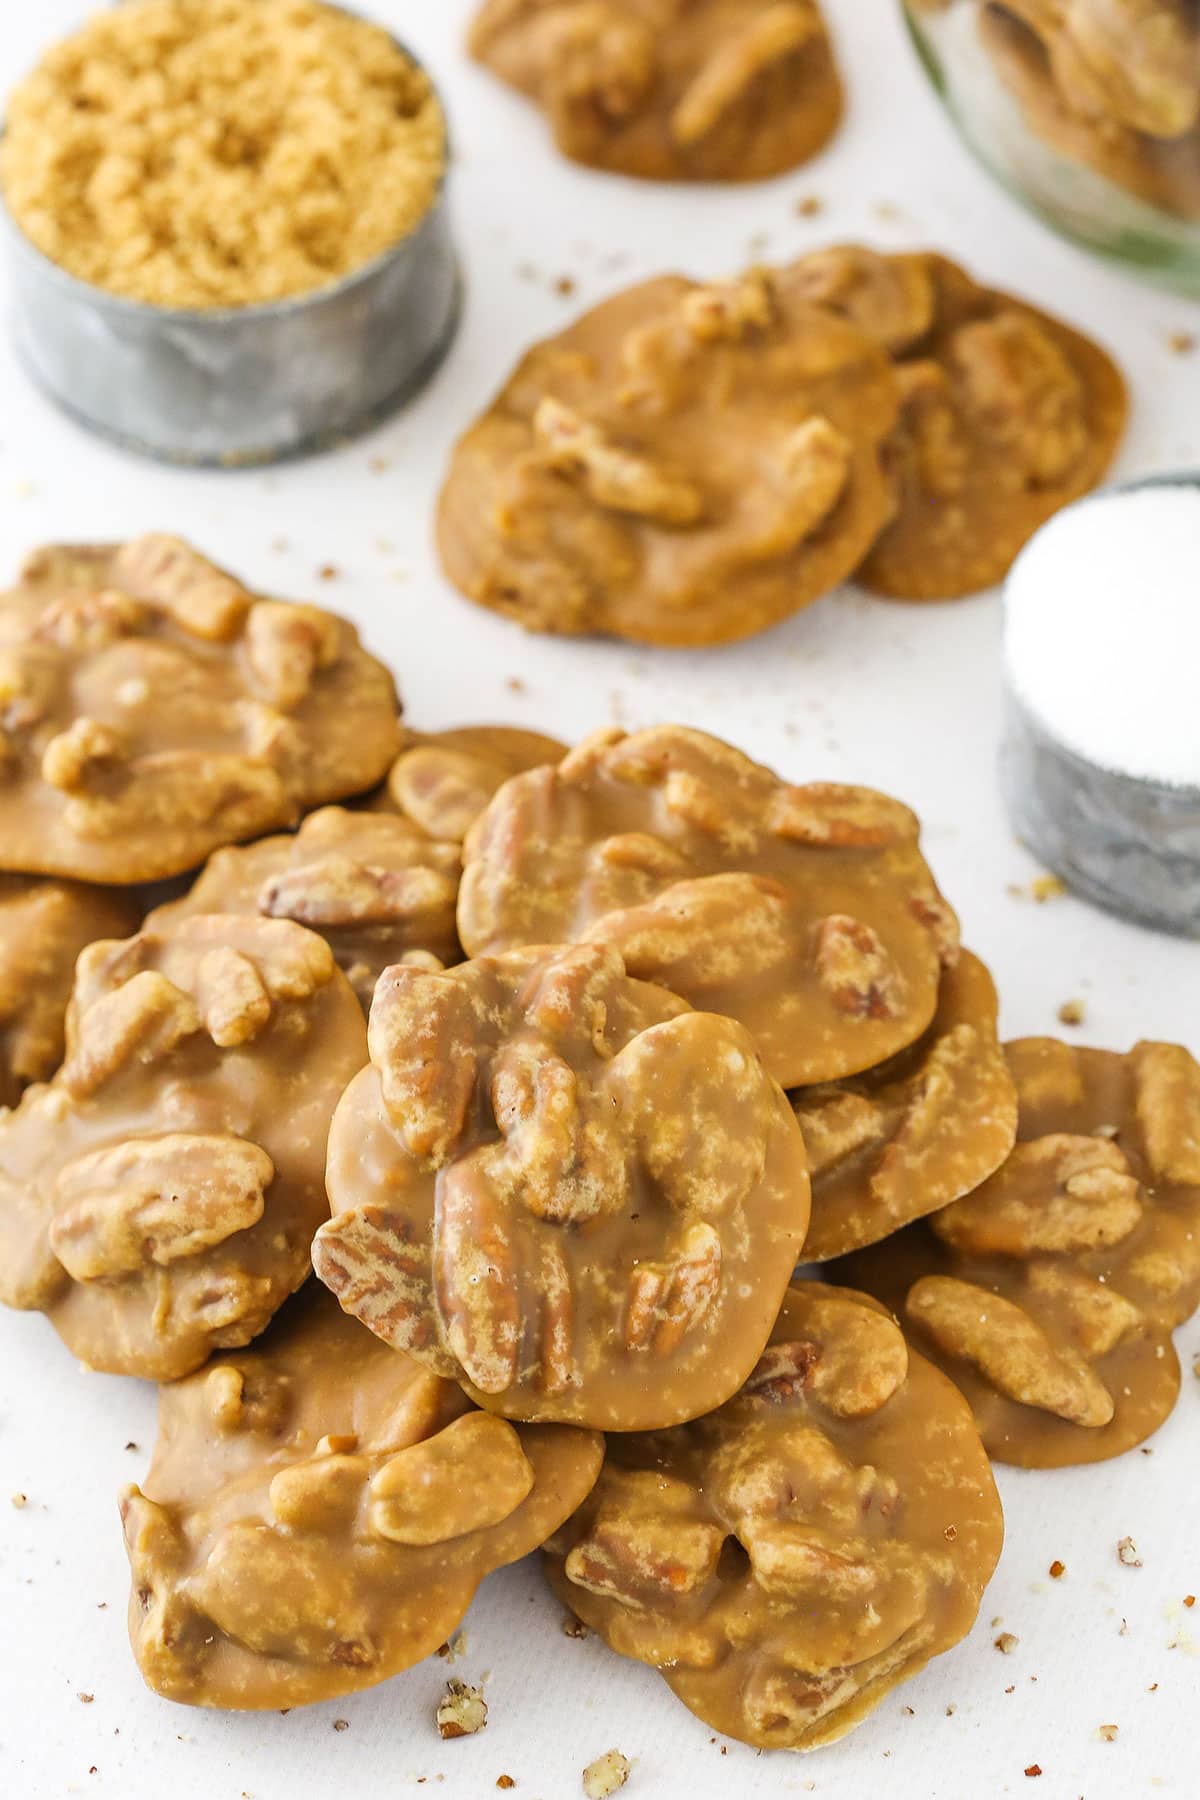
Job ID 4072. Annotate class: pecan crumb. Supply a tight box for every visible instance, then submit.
[124,1442,139,1452]
[77,1693,94,1704]
[1168,331,1196,355]
[505,676,527,694]
[946,1704,957,1716]
[995,1632,1019,1654]
[318,565,339,581]
[944,1524,958,1541]
[582,1750,631,1799]
[1119,1619,1129,1636]
[1057,999,1086,1027]
[794,195,824,217]
[332,1719,349,1733]
[1024,1766,1043,1779]
[1098,1724,1119,1743]
[10,1492,27,1508]
[562,1616,589,1639]
[555,276,577,298]
[1049,1560,1066,1579]
[1185,1596,1196,1608]
[437,1681,488,1740]
[902,1705,914,1716]
[1031,875,1067,903]
[1117,1536,1143,1567]
[497,1780,516,1792]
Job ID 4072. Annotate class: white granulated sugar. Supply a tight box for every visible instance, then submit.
[1004,485,1200,789]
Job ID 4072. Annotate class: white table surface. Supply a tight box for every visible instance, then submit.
[1,4,1198,1797]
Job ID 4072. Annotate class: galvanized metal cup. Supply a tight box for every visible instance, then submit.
[1000,474,1200,939]
[0,31,461,466]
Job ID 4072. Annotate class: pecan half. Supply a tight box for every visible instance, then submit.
[932,1135,1142,1257]
[907,1275,1114,1426]
[813,915,904,1019]
[670,3,823,145]
[535,397,704,525]
[368,1412,534,1545]
[48,1135,274,1282]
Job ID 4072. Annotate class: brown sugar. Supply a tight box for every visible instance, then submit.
[0,0,447,309]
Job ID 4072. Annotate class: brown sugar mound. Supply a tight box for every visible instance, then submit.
[0,0,447,309]
[469,0,842,184]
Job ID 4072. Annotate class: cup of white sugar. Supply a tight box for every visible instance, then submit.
[1002,479,1200,937]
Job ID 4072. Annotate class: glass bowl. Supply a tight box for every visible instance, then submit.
[903,1,1200,294]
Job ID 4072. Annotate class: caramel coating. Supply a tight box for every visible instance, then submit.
[781,246,1127,597]
[0,536,401,882]
[149,730,572,1010]
[0,913,367,1379]
[457,726,957,1087]
[794,950,1018,1261]
[436,270,899,646]
[547,1284,1003,1751]
[147,807,462,1010]
[469,0,843,183]
[314,941,810,1429]
[121,1285,603,1708]
[378,725,569,841]
[841,1037,1199,1466]
[0,874,140,1107]
[980,1,1200,220]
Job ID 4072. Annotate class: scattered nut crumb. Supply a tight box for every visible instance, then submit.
[562,1617,589,1639]
[318,565,339,581]
[77,1693,94,1704]
[995,1633,1019,1655]
[1119,1619,1129,1636]
[554,275,577,298]
[946,1704,957,1716]
[332,1719,349,1733]
[369,456,390,474]
[1032,874,1068,903]
[1186,1596,1196,1608]
[794,195,824,217]
[1118,1537,1143,1568]
[1005,1685,1016,1695]
[496,1780,516,1792]
[1057,999,1086,1027]
[902,1705,914,1716]
[944,1524,958,1542]
[1049,1561,1066,1580]
[1168,330,1196,355]
[124,1442,139,1453]
[505,676,526,694]
[582,1750,631,1799]
[437,1681,488,1740]
[1098,1724,1119,1743]
[10,1493,27,1508]
[1024,1765,1043,1779]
